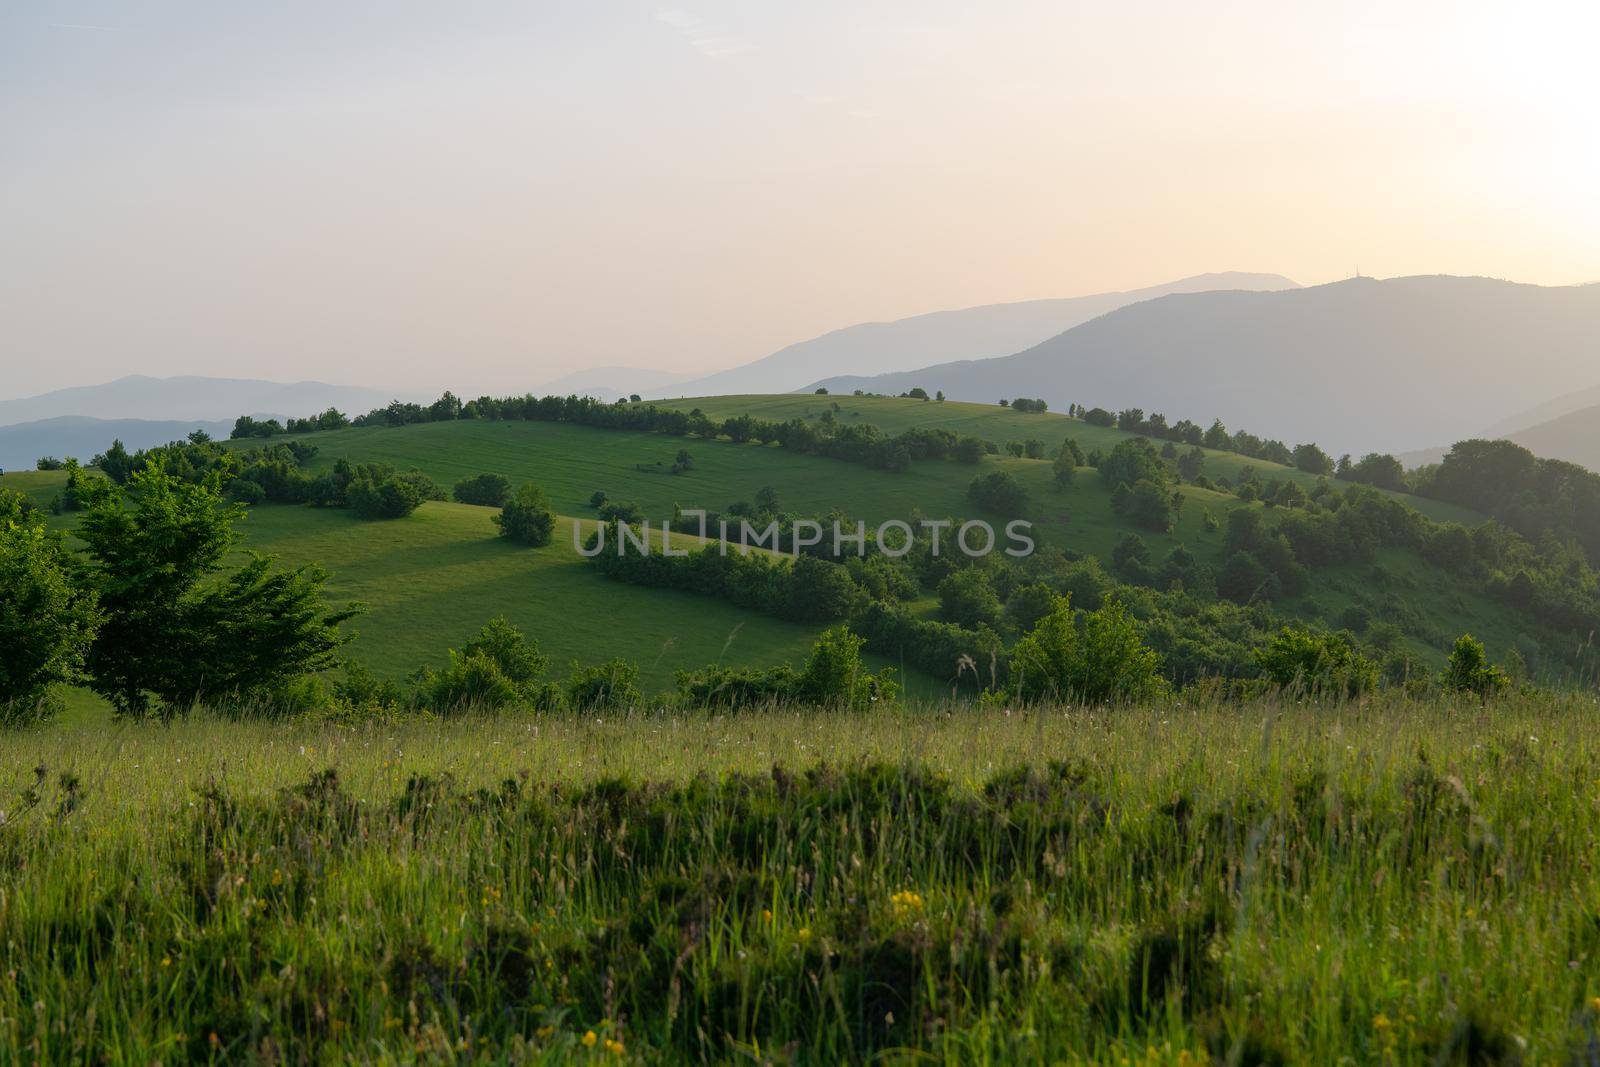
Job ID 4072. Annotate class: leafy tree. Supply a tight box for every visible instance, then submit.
[348,471,425,519]
[93,439,138,484]
[755,485,780,514]
[937,568,1003,630]
[495,483,556,546]
[453,472,512,507]
[1255,626,1377,698]
[589,490,608,508]
[784,555,860,622]
[1082,407,1115,427]
[1053,447,1076,487]
[1292,442,1334,475]
[1009,596,1164,703]
[566,658,642,709]
[0,519,100,724]
[1099,438,1171,492]
[796,626,898,708]
[1004,581,1056,632]
[967,471,1028,517]
[77,467,355,719]
[35,456,65,471]
[1441,634,1510,697]
[414,616,554,713]
[1177,446,1206,482]
[955,436,986,463]
[1114,478,1182,532]
[1217,551,1278,604]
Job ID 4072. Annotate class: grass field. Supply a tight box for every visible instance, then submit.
[4,694,1598,1062]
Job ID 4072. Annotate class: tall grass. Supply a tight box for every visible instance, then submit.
[3,692,1599,1062]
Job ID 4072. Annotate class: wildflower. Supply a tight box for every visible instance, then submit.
[890,890,925,917]
[604,1038,625,1054]
[535,1025,555,1040]
[796,927,812,943]
[1591,996,1600,1014]
[1373,1013,1392,1031]
[582,1030,597,1047]
[762,909,773,923]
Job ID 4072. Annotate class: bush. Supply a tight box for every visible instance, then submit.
[0,521,100,726]
[495,484,556,546]
[1009,595,1165,704]
[226,478,267,506]
[453,472,512,507]
[1441,634,1510,697]
[937,569,1003,630]
[348,473,425,518]
[967,471,1028,517]
[566,658,643,710]
[1255,625,1377,698]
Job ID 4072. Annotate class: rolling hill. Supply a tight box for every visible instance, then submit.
[811,276,1600,456]
[8,392,1562,711]
[659,272,1297,398]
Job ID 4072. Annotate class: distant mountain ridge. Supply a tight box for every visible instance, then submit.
[0,416,236,472]
[810,275,1600,455]
[656,272,1299,398]
[536,366,692,404]
[0,375,410,428]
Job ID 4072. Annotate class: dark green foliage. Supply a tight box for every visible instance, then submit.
[597,499,643,523]
[967,471,1028,516]
[1441,634,1510,697]
[494,484,556,546]
[954,436,986,462]
[1292,442,1334,475]
[1004,581,1056,632]
[566,657,643,709]
[1255,625,1378,698]
[413,617,554,713]
[0,519,99,724]
[76,467,355,720]
[937,568,1003,630]
[1009,596,1166,704]
[347,466,440,519]
[452,472,512,507]
[34,456,65,471]
[1113,478,1182,532]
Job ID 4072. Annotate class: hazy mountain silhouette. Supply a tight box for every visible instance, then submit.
[0,416,235,472]
[1401,398,1600,474]
[537,366,691,404]
[810,276,1600,455]
[0,375,408,428]
[1479,382,1600,438]
[658,272,1298,398]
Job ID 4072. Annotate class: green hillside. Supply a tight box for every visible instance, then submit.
[660,394,1482,524]
[4,393,1557,704]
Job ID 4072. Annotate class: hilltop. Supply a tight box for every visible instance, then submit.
[811,276,1600,455]
[661,273,1297,397]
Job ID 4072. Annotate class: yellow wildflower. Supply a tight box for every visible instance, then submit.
[582,1030,597,1047]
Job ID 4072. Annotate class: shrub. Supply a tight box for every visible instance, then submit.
[495,484,556,546]
[795,626,898,708]
[937,569,1003,630]
[348,474,423,519]
[453,472,512,507]
[1009,596,1164,704]
[566,658,642,710]
[967,471,1028,517]
[1255,625,1378,698]
[1441,634,1510,697]
[0,521,100,726]
[226,478,267,506]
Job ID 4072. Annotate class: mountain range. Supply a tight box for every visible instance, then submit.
[0,375,406,428]
[810,275,1600,456]
[655,272,1299,398]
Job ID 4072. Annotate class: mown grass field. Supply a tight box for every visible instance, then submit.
[3,694,1598,1062]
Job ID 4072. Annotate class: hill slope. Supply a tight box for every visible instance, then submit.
[811,276,1600,455]
[661,273,1297,398]
[0,375,406,427]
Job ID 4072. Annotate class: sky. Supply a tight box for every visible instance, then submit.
[2,0,1598,398]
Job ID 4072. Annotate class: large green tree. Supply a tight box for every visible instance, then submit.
[0,516,100,724]
[78,466,357,719]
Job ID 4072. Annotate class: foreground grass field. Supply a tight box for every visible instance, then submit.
[4,694,1599,1063]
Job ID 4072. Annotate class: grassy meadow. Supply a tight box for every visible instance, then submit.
[4,693,1600,1063]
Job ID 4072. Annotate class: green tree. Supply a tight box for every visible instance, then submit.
[967,471,1029,516]
[414,617,554,713]
[495,484,556,546]
[1256,626,1377,698]
[452,472,512,507]
[77,467,355,720]
[566,658,642,709]
[1441,634,1510,697]
[1009,595,1164,704]
[0,520,100,725]
[1052,446,1076,487]
[795,626,897,708]
[937,568,1003,630]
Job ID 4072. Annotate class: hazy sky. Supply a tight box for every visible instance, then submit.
[3,0,1597,398]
